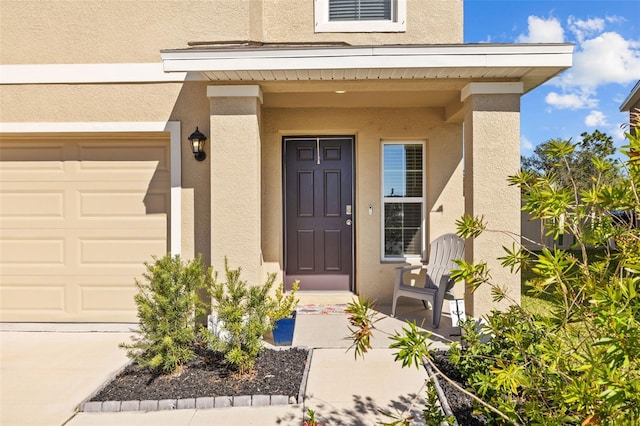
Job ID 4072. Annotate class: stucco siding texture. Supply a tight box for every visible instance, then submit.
[210,96,263,284]
[0,84,183,123]
[463,94,522,317]
[1,0,463,65]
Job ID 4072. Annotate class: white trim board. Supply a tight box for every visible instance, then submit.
[161,44,574,71]
[0,121,182,256]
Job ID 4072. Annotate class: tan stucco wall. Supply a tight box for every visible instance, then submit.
[262,107,463,303]
[463,93,522,317]
[1,0,463,64]
[0,84,183,122]
[263,0,463,45]
[0,0,257,64]
[209,93,263,285]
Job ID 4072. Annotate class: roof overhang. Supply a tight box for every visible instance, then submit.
[620,80,640,112]
[161,43,574,93]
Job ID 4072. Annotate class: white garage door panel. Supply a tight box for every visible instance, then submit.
[0,135,170,322]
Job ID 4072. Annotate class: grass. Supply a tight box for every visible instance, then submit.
[521,276,555,316]
[520,251,555,316]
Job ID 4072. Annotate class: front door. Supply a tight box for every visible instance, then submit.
[283,136,354,291]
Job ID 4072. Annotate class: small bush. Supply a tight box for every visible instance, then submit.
[204,258,296,374]
[448,127,640,424]
[120,254,208,375]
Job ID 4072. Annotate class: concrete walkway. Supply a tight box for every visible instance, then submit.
[0,299,458,426]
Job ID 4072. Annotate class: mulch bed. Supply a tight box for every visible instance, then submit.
[431,350,488,425]
[90,346,309,402]
[90,343,486,424]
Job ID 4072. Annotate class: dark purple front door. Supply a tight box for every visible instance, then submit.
[283,136,354,291]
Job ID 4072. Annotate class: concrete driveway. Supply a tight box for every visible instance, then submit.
[0,330,131,426]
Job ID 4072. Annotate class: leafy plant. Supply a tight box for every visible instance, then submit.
[521,130,622,193]
[422,380,456,426]
[304,408,325,426]
[449,125,640,424]
[204,258,296,374]
[345,297,381,359]
[269,280,299,322]
[120,254,208,375]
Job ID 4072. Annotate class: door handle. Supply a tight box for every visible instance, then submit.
[346,219,352,226]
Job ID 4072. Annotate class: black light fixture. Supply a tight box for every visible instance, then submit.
[188,127,207,161]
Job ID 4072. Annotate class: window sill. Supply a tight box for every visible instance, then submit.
[315,21,406,33]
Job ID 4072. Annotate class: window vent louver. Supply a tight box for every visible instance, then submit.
[328,0,391,21]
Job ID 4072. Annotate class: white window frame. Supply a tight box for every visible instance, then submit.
[381,140,426,261]
[315,0,406,33]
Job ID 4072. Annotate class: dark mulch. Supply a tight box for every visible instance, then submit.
[431,350,488,426]
[91,346,309,402]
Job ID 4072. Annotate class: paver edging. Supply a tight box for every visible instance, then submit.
[78,346,312,413]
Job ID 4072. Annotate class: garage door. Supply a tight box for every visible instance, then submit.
[0,133,170,322]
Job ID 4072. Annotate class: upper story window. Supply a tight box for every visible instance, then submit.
[382,141,425,260]
[315,0,406,33]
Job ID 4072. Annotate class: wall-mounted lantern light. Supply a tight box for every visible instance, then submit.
[188,127,207,161]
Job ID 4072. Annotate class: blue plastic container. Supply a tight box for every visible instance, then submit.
[272,311,296,346]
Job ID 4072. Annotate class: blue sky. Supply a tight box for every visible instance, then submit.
[464,0,640,156]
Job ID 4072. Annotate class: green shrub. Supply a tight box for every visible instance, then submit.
[204,258,297,374]
[269,280,300,323]
[120,254,208,375]
[449,127,640,424]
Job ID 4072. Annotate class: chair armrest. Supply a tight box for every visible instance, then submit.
[395,264,425,273]
[436,274,456,297]
[394,264,426,291]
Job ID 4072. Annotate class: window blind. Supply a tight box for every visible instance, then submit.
[329,0,392,21]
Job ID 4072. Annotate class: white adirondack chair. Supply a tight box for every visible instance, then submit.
[391,233,465,328]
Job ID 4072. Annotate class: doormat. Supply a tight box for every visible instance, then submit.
[296,304,349,315]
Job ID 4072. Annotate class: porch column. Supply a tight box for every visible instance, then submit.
[461,82,523,318]
[208,85,263,285]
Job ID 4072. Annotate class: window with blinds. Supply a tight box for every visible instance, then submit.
[315,0,406,33]
[329,0,391,21]
[382,141,425,260]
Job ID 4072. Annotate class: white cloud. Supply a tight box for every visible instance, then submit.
[521,135,534,151]
[568,16,604,43]
[516,16,565,43]
[556,32,640,89]
[545,91,598,110]
[605,15,626,25]
[585,110,607,127]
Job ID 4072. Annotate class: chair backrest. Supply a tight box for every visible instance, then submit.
[425,233,465,291]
